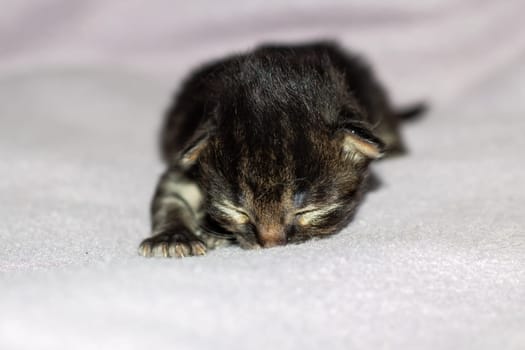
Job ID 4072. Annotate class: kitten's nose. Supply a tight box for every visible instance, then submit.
[257,226,287,248]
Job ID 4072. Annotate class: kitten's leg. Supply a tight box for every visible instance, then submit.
[138,168,207,258]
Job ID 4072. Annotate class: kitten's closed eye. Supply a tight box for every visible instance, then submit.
[213,201,251,225]
[294,203,342,226]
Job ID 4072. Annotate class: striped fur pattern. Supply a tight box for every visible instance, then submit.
[138,41,425,257]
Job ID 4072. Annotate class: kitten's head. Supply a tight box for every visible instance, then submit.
[179,116,384,249]
[177,51,385,248]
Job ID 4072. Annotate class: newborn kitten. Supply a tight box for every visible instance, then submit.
[138,41,425,258]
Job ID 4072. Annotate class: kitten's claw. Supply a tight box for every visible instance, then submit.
[138,241,153,257]
[138,231,207,258]
[190,241,207,256]
[169,242,191,258]
[152,242,169,257]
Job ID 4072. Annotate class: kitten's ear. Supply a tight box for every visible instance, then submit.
[339,123,385,160]
[179,132,210,167]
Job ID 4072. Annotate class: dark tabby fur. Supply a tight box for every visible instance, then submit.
[138,41,425,258]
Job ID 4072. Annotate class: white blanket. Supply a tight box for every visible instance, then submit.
[1,1,524,349]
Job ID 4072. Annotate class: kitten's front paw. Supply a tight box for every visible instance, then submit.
[138,230,207,258]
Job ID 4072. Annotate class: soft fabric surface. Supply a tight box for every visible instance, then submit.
[1,1,524,349]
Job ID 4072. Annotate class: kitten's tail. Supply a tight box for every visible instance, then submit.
[396,102,428,122]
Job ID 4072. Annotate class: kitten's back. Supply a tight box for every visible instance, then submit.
[160,42,400,162]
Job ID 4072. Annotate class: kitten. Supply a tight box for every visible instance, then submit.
[138,41,425,257]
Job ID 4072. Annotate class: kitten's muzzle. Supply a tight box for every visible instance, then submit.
[257,226,287,248]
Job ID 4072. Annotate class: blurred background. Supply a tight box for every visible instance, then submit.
[2,0,524,104]
[1,1,524,350]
